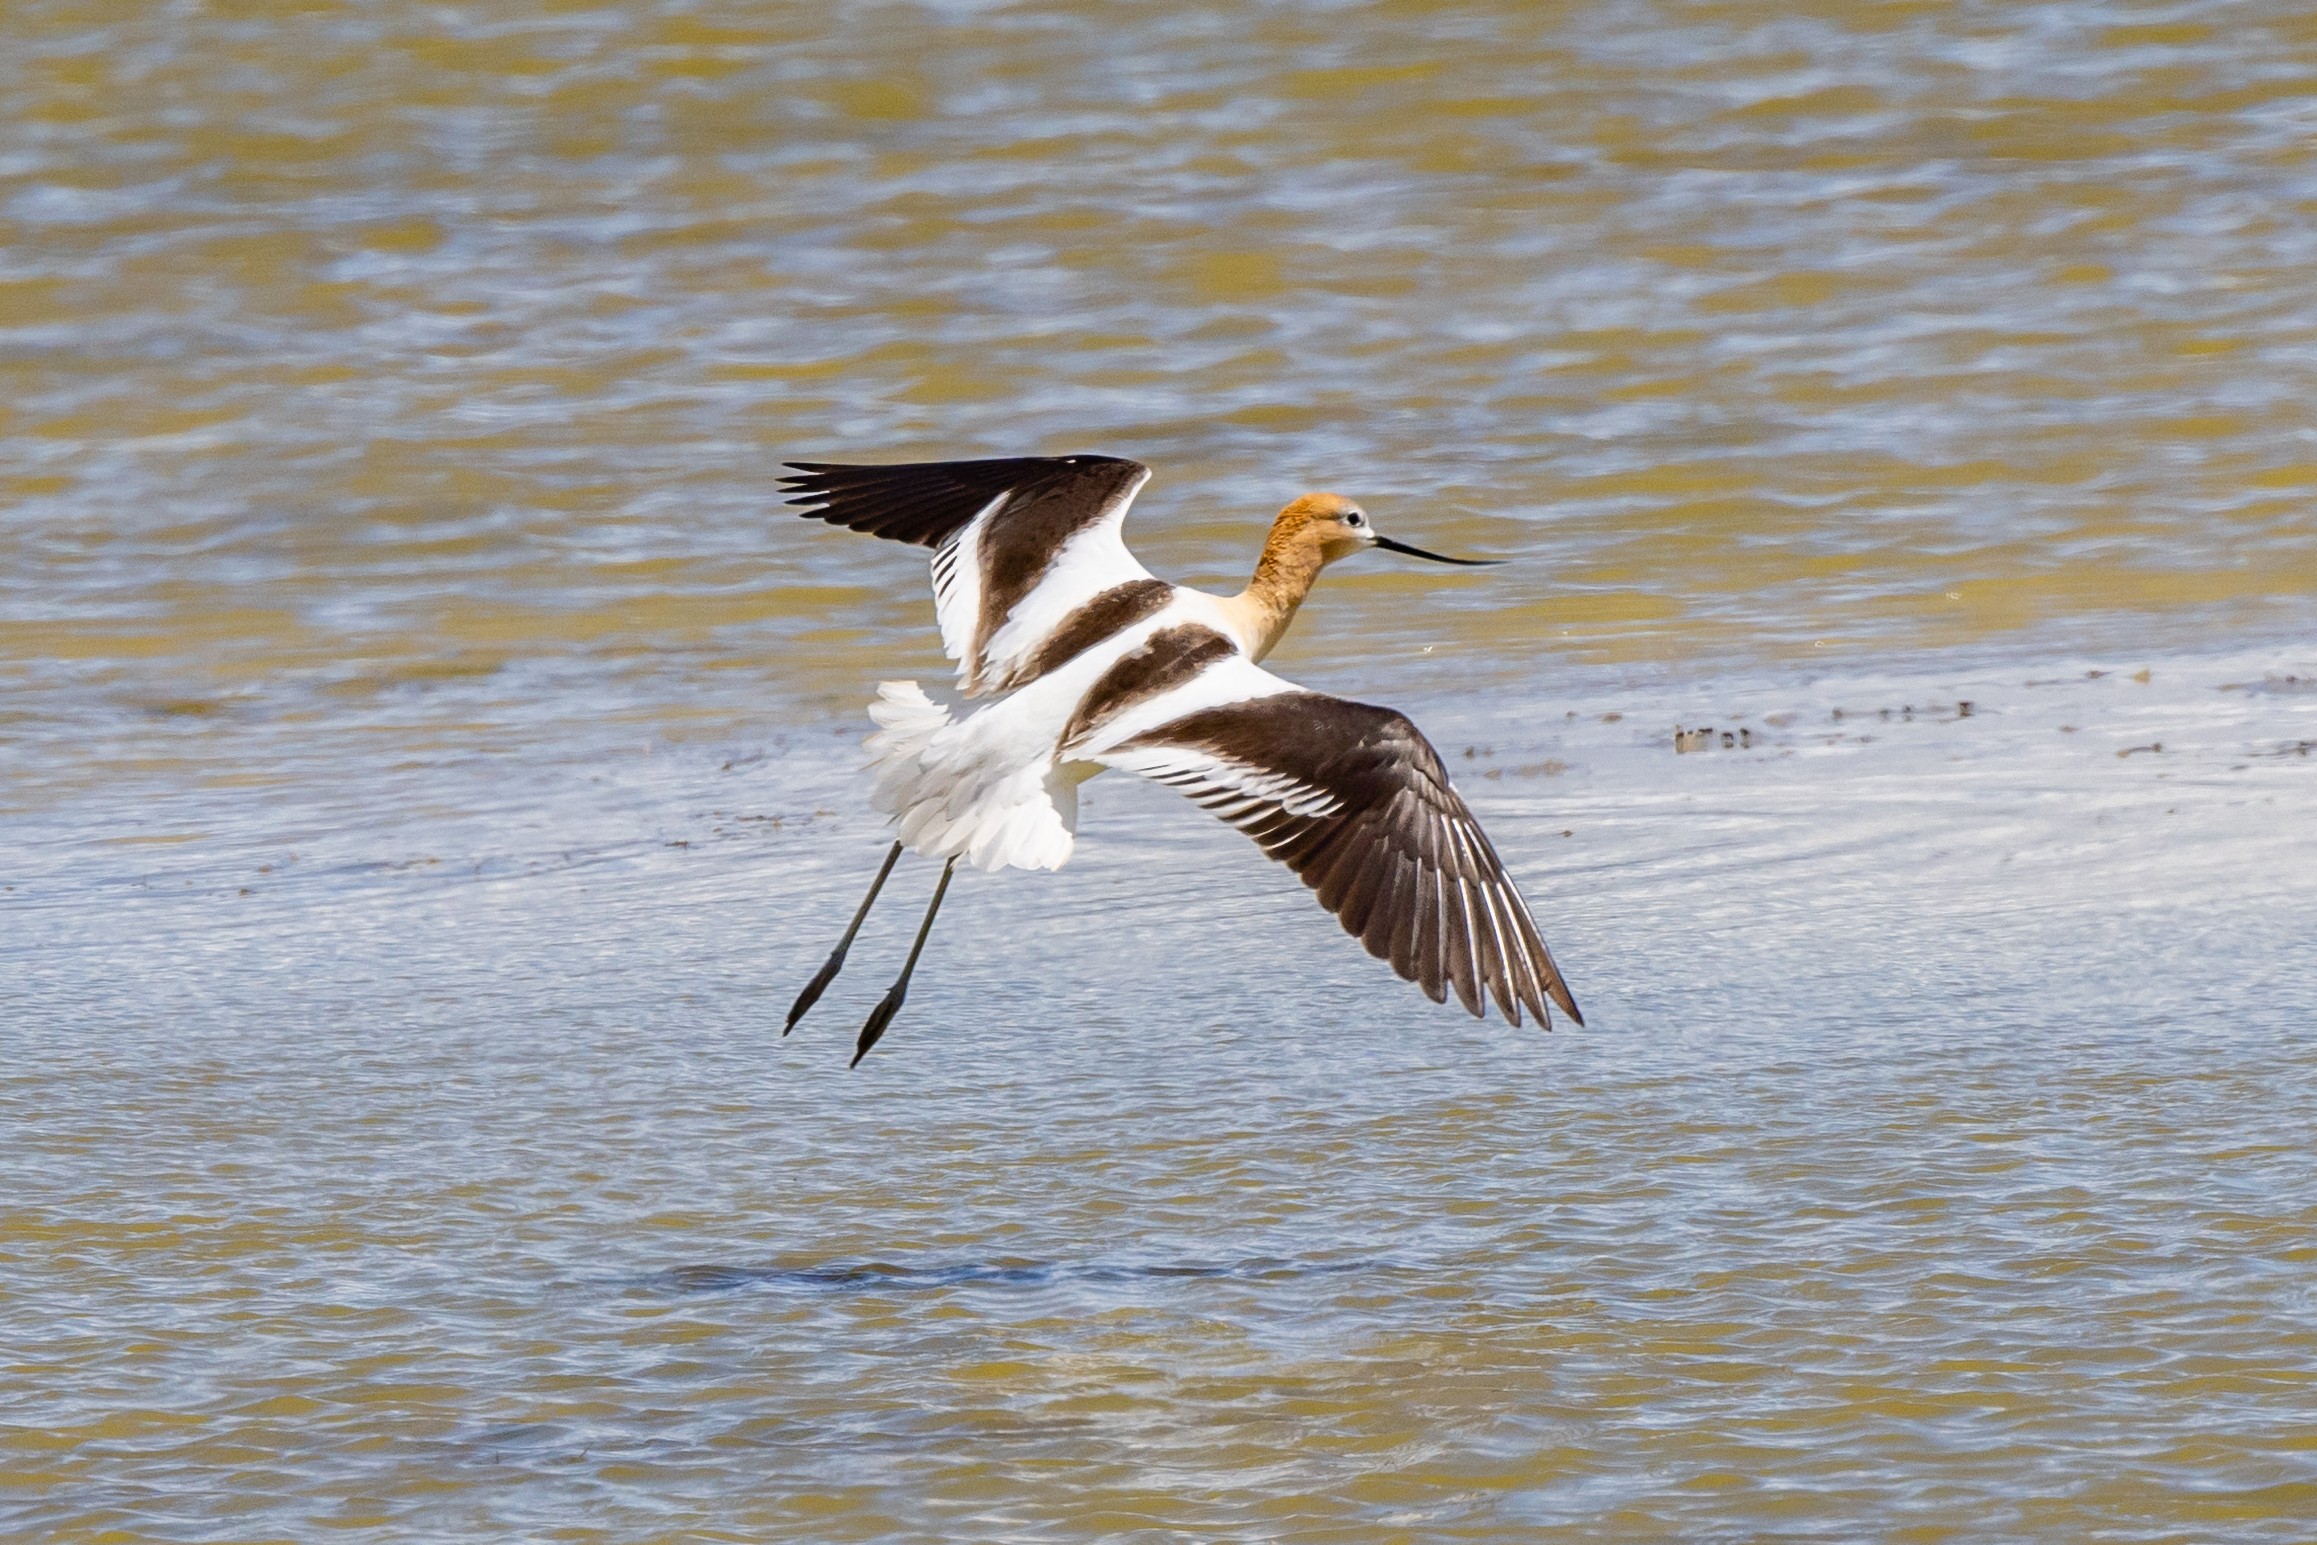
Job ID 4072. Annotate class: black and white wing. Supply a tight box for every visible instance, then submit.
[1088,660,1582,1028]
[781,455,1166,697]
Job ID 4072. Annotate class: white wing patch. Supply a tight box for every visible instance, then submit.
[974,519,1153,688]
[1100,745,1342,819]
[1084,650,1340,838]
[1072,650,1297,756]
[932,466,1157,697]
[928,491,1004,682]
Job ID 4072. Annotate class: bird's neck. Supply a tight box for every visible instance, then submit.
[1224,536,1325,663]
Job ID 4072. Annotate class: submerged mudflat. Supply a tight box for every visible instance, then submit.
[8,646,2314,1540]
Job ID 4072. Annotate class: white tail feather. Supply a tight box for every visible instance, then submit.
[863,681,1080,873]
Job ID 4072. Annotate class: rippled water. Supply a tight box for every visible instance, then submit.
[6,1,2317,1539]
[11,651,2317,1539]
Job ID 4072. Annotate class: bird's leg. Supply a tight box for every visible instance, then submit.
[852,856,957,1068]
[785,840,903,1035]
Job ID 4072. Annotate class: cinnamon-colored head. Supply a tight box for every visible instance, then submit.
[1232,490,1494,662]
[1265,492,1376,567]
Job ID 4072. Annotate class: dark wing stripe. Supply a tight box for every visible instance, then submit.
[1462,867,1514,1024]
[1455,805,1563,1027]
[1389,790,1448,1004]
[1331,823,1383,938]
[1367,843,1409,961]
[1450,806,1526,1026]
[1113,690,1579,1026]
[1455,823,1519,1025]
[1006,578,1173,692]
[1418,866,1451,1006]
[1506,872,1578,1022]
[1480,832,1538,1025]
[1432,802,1501,1013]
[1381,851,1422,982]
[1503,879,1548,1027]
[1439,862,1482,1017]
[1060,624,1237,753]
[1400,862,1436,1002]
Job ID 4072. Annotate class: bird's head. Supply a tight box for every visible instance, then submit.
[1272,492,1500,569]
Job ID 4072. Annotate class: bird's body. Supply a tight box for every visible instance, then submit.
[780,453,1581,1061]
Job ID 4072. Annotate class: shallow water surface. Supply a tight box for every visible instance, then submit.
[7,2,2317,1540]
[9,649,2317,1540]
[8,0,2317,816]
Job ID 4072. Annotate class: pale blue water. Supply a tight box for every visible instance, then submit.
[8,647,2315,1540]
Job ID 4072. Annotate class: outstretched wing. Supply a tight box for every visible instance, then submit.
[1086,658,1582,1028]
[781,455,1159,697]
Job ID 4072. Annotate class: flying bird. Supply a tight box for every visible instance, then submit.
[778,454,1581,1064]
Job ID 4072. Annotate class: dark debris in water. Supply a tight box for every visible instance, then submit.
[1667,698,1997,754]
[637,1256,1390,1297]
[1480,759,1567,779]
[1827,700,1975,723]
[1673,724,1757,753]
[2222,674,2317,695]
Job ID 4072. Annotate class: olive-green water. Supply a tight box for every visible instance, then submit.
[5,3,2317,1540]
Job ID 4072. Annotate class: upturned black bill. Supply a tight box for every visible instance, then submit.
[1372,534,1502,566]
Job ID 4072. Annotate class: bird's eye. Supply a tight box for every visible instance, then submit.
[1346,511,1365,527]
